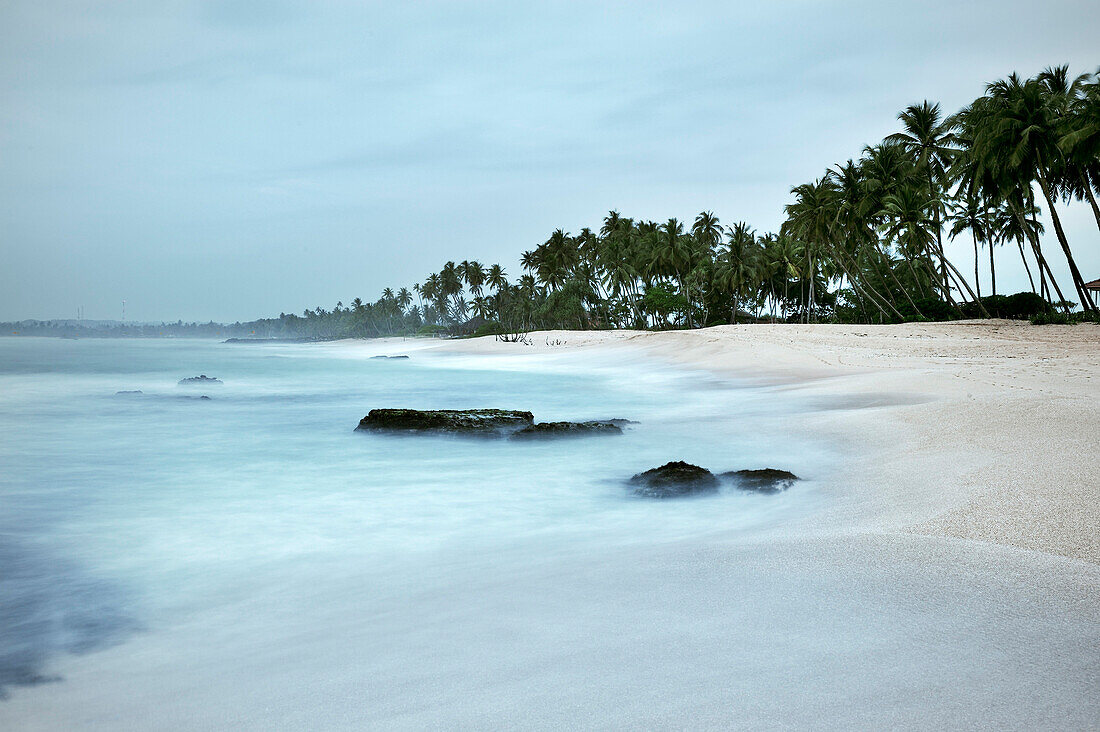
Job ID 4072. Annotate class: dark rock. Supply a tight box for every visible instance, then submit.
[370,355,410,359]
[179,375,222,385]
[115,390,143,395]
[510,421,623,440]
[629,461,719,498]
[199,396,211,400]
[605,419,638,427]
[720,468,800,493]
[356,408,534,436]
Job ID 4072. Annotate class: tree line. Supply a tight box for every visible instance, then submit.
[342,63,1092,338]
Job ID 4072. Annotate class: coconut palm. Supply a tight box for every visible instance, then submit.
[886,101,959,292]
[487,264,508,292]
[1055,66,1100,231]
[972,73,1095,310]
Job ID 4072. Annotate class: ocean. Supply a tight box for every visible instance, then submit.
[0,336,824,703]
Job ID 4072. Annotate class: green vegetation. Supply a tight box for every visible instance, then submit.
[324,64,1093,338]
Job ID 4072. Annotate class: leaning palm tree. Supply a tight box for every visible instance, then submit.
[973,73,1095,310]
[1055,66,1100,232]
[886,101,959,294]
[784,178,901,321]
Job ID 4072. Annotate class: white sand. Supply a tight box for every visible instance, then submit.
[3,322,1097,730]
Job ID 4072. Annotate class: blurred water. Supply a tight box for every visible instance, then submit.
[0,337,827,699]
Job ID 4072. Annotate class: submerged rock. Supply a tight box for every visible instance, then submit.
[370,355,410,360]
[510,421,623,440]
[630,461,719,498]
[356,408,534,435]
[720,468,800,493]
[179,375,222,386]
[115,390,143,395]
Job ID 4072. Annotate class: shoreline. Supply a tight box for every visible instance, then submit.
[335,320,1100,564]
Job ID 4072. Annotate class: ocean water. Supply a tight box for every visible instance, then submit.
[0,337,827,701]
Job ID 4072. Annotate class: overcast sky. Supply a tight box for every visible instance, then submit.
[1,0,1098,322]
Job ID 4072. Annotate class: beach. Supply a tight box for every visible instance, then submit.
[1,322,1097,730]
[419,319,1100,562]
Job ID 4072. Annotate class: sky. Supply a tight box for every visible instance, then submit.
[1,0,1098,323]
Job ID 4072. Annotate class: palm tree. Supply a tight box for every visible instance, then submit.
[716,222,759,323]
[886,101,958,294]
[692,211,722,251]
[396,287,413,313]
[460,260,486,296]
[784,178,900,321]
[974,73,1095,310]
[652,218,697,326]
[1039,66,1100,235]
[487,264,508,292]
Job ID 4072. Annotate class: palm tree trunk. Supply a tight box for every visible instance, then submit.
[1036,246,1071,309]
[679,275,693,329]
[808,257,815,323]
[942,252,985,312]
[1081,173,1100,234]
[1036,159,1096,311]
[1021,211,1069,309]
[928,169,950,295]
[988,242,996,297]
[875,249,918,313]
[902,254,930,299]
[1015,238,1036,294]
[972,232,981,299]
[838,244,904,319]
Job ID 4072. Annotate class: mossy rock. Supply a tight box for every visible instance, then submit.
[179,375,222,385]
[629,461,719,498]
[510,421,623,440]
[356,408,534,435]
[720,468,799,493]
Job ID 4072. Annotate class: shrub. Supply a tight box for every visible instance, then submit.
[471,321,503,337]
[1030,311,1071,325]
[960,292,1053,320]
[895,297,955,322]
[1030,310,1100,325]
